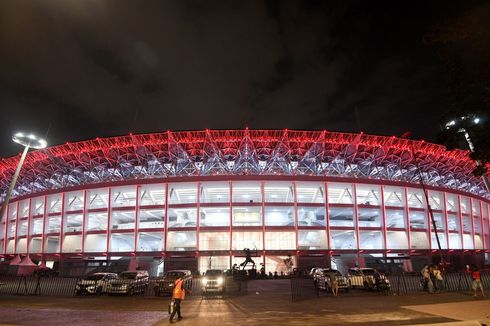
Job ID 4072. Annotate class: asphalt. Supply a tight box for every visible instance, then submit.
[0,280,488,326]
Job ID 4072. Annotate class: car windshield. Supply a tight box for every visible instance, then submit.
[165,272,183,278]
[361,269,375,275]
[85,274,105,281]
[205,270,223,276]
[119,272,137,279]
[323,270,342,276]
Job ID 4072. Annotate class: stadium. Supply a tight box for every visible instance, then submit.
[0,129,489,276]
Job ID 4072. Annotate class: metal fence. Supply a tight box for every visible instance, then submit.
[0,275,247,298]
[387,271,490,295]
[290,271,490,302]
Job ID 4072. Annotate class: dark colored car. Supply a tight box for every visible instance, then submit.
[201,269,226,293]
[75,273,118,295]
[106,271,149,295]
[154,270,192,296]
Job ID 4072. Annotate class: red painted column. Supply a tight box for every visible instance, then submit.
[261,180,266,266]
[134,185,140,255]
[404,187,411,252]
[442,191,450,250]
[163,183,169,255]
[26,198,32,255]
[196,181,200,265]
[229,179,233,268]
[380,185,388,254]
[13,201,19,254]
[41,195,48,260]
[325,180,331,264]
[106,188,112,259]
[457,195,464,250]
[2,203,8,255]
[293,180,299,261]
[470,197,476,249]
[81,190,87,257]
[353,183,361,265]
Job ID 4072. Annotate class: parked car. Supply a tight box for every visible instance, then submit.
[106,270,149,295]
[154,270,192,296]
[314,268,350,292]
[348,267,390,290]
[201,269,226,293]
[75,273,118,295]
[308,267,321,279]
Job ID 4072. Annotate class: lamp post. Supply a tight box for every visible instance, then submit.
[0,132,47,225]
[443,113,490,192]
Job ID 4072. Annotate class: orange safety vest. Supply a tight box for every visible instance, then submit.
[172,278,185,300]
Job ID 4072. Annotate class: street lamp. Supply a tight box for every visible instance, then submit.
[443,113,489,192]
[0,132,47,222]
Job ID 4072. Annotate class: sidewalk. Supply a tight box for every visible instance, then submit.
[403,299,490,325]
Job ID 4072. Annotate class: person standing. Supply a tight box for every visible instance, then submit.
[469,265,485,298]
[421,265,430,292]
[169,273,190,323]
[432,266,443,293]
[329,272,339,297]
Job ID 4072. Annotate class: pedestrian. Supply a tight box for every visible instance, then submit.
[373,269,381,290]
[433,266,443,293]
[468,265,485,298]
[329,272,339,296]
[429,265,438,293]
[169,273,191,323]
[421,265,430,292]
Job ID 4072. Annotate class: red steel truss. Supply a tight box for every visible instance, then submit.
[0,129,488,200]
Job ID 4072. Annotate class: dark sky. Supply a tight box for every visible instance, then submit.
[0,1,486,158]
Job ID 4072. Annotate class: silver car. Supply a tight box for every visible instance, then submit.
[75,273,118,295]
[314,268,350,292]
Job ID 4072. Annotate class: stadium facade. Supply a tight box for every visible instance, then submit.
[0,129,489,275]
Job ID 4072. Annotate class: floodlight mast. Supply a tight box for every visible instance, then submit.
[0,132,47,224]
[444,114,490,192]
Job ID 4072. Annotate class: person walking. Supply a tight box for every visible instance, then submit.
[469,265,485,298]
[169,273,191,323]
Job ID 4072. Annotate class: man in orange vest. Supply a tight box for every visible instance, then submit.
[169,273,189,323]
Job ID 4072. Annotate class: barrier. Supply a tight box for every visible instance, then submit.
[0,275,247,298]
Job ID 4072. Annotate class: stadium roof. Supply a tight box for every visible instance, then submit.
[0,129,488,200]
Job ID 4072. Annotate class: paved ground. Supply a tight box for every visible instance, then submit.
[0,280,488,325]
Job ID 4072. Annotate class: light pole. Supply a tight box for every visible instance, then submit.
[443,113,490,192]
[0,132,47,225]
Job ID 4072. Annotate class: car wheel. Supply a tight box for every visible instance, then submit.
[96,287,103,295]
[154,289,159,297]
[128,288,134,296]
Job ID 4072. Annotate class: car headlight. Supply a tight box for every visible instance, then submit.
[202,278,208,285]
[121,284,128,289]
[87,285,95,290]
[217,277,223,285]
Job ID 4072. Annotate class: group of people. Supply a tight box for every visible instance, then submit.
[421,264,444,293]
[421,264,485,297]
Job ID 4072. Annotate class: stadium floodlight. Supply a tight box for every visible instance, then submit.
[12,132,47,149]
[0,132,47,223]
[443,113,489,192]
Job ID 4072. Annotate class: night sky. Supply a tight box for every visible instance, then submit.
[0,1,488,158]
